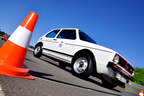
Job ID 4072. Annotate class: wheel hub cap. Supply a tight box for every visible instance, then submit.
[34,46,40,55]
[73,57,88,74]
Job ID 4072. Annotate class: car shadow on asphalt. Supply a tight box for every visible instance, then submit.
[39,57,72,73]
[37,57,121,94]
[85,78,121,93]
[30,70,121,96]
[29,70,54,78]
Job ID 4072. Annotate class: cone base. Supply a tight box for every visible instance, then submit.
[0,64,34,80]
[0,72,34,80]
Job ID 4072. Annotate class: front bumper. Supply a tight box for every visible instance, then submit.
[107,62,134,82]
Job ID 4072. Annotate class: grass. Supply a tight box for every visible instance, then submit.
[134,68,144,86]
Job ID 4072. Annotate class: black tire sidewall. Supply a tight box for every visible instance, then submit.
[102,79,117,89]
[72,53,93,78]
[33,45,42,57]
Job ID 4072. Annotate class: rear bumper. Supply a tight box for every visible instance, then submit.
[107,62,134,82]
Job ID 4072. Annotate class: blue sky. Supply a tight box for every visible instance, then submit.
[0,0,144,68]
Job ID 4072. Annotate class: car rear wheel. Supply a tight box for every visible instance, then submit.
[72,53,93,78]
[33,45,42,58]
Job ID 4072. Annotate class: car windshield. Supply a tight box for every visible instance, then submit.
[79,31,96,44]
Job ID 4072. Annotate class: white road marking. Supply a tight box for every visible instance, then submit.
[0,85,5,96]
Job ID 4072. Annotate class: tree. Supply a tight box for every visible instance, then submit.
[0,31,5,36]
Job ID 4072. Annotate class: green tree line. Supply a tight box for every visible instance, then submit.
[0,31,6,36]
[134,68,144,86]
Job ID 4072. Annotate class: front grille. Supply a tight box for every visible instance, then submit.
[118,56,134,74]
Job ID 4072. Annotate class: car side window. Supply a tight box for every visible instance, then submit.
[79,31,96,44]
[57,30,76,40]
[45,30,60,38]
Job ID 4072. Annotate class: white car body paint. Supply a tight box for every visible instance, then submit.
[35,28,134,84]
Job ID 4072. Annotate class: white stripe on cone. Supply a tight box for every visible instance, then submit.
[8,26,32,48]
[139,92,143,96]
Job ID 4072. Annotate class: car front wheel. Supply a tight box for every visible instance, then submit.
[102,79,118,89]
[72,53,93,78]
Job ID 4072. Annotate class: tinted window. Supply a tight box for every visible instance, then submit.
[57,30,76,40]
[46,30,60,38]
[79,31,96,44]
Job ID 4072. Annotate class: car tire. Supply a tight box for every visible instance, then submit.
[102,79,118,89]
[72,53,93,78]
[33,45,42,58]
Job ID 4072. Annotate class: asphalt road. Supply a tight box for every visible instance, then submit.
[0,40,140,96]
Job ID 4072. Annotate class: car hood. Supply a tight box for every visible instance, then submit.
[77,40,116,53]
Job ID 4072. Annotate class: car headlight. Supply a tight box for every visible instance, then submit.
[113,54,119,64]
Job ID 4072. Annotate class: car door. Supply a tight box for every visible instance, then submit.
[42,29,60,52]
[54,29,77,63]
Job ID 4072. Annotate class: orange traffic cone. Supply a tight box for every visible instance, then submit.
[0,11,39,80]
[138,90,144,96]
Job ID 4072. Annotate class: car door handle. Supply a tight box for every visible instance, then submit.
[53,38,57,41]
[60,41,64,44]
[59,41,63,47]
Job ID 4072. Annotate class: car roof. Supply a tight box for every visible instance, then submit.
[52,28,79,30]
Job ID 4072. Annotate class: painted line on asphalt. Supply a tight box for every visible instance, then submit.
[0,84,5,96]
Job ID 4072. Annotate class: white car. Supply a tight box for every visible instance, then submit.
[33,28,135,88]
